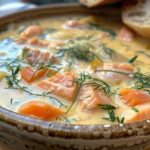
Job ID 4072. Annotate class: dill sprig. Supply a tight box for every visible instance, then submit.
[66,73,113,113]
[132,107,139,113]
[133,71,150,94]
[99,104,124,124]
[56,41,103,63]
[4,61,66,108]
[65,73,87,113]
[87,22,116,37]
[99,44,116,59]
[128,55,138,64]
[77,73,113,95]
[96,69,150,94]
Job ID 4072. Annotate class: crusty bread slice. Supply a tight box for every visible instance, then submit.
[122,0,150,39]
[79,0,120,7]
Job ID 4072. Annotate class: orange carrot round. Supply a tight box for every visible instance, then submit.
[120,88,150,107]
[18,101,64,121]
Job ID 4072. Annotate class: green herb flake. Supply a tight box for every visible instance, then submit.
[99,104,124,124]
[56,41,102,62]
[132,107,139,113]
[88,22,116,37]
[128,55,138,64]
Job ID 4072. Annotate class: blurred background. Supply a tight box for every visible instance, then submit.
[0,0,78,17]
[0,0,78,5]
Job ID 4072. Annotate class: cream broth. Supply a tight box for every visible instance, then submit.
[0,15,149,124]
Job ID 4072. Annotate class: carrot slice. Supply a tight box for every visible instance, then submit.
[18,101,64,120]
[124,105,150,123]
[20,66,48,83]
[120,88,150,107]
[37,72,77,101]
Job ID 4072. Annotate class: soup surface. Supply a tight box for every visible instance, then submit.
[0,14,150,125]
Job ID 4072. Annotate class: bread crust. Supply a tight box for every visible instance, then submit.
[122,0,150,39]
[80,0,121,7]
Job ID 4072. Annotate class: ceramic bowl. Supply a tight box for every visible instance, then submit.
[0,3,150,150]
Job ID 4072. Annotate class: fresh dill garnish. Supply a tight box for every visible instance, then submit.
[32,62,61,78]
[116,116,125,124]
[98,44,116,59]
[87,22,116,37]
[132,107,139,113]
[96,69,150,94]
[66,73,113,113]
[56,41,103,63]
[133,71,150,94]
[10,98,13,105]
[77,73,113,96]
[128,55,138,64]
[99,104,124,124]
[4,60,66,108]
[99,104,116,111]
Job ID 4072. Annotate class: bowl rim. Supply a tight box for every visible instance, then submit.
[0,3,150,140]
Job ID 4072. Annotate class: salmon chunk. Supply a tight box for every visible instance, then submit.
[63,20,82,29]
[22,48,56,65]
[18,101,64,121]
[120,88,150,107]
[27,37,65,48]
[19,25,43,42]
[27,37,49,47]
[97,63,134,83]
[20,66,48,83]
[118,26,134,42]
[79,86,110,110]
[124,105,150,123]
[37,72,77,101]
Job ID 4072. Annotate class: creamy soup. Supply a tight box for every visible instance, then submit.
[0,15,150,125]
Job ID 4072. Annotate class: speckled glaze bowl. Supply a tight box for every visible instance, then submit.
[0,3,150,150]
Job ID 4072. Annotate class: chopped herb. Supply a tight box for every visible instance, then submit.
[99,104,116,111]
[128,55,138,64]
[56,41,103,63]
[66,73,113,113]
[133,71,150,94]
[4,60,66,108]
[99,44,116,59]
[116,116,125,124]
[103,110,116,122]
[78,73,113,96]
[64,117,71,124]
[96,69,150,94]
[88,22,116,37]
[132,107,139,112]
[10,98,13,105]
[99,104,124,124]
